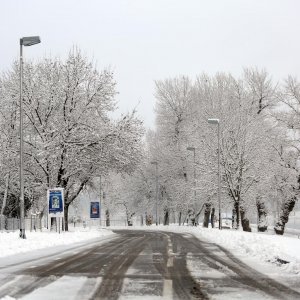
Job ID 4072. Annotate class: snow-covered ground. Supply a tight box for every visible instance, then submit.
[1,225,300,299]
[1,225,300,283]
[1,225,300,275]
[0,227,115,258]
[116,225,300,276]
[175,225,300,274]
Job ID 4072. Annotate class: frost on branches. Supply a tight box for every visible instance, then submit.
[139,69,298,233]
[0,49,144,230]
[272,76,300,234]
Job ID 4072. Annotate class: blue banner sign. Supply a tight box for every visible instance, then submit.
[90,202,100,218]
[48,189,64,214]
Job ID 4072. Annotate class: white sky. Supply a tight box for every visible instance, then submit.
[1,0,300,129]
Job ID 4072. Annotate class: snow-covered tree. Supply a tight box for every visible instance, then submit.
[0,49,144,230]
[0,64,30,217]
[271,76,300,234]
[153,76,196,224]
[150,70,279,231]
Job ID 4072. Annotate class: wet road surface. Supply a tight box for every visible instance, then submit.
[0,229,299,299]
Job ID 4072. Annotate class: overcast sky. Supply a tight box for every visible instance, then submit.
[1,0,300,128]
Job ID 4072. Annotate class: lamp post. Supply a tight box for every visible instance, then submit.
[151,161,158,226]
[187,147,196,213]
[19,36,41,239]
[207,118,221,230]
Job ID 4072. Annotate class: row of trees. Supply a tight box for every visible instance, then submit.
[0,49,145,230]
[0,49,298,235]
[109,69,300,235]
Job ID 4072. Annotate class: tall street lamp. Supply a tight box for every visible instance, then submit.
[207,118,221,230]
[151,161,158,226]
[19,36,41,239]
[187,147,196,215]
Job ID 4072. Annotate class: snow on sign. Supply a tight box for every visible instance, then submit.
[48,188,64,216]
[90,202,100,218]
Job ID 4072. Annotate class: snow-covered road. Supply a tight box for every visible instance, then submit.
[1,228,300,299]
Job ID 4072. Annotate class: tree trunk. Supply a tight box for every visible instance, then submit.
[164,208,169,225]
[256,198,268,232]
[203,203,211,228]
[233,201,240,229]
[274,197,296,235]
[0,173,9,215]
[178,211,182,226]
[190,208,196,226]
[39,213,43,231]
[211,207,215,228]
[240,207,251,232]
[195,204,204,226]
[64,204,69,231]
[127,212,134,226]
[183,212,188,225]
[186,208,195,226]
[232,208,236,229]
[106,209,110,226]
[0,214,6,230]
[145,213,148,225]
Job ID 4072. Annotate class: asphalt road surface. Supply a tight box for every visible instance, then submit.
[0,229,300,300]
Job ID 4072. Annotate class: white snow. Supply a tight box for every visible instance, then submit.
[188,226,300,274]
[21,276,89,300]
[1,225,300,299]
[0,227,115,258]
[188,227,300,272]
[1,225,300,276]
[117,225,300,275]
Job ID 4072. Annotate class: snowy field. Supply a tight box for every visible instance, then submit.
[0,227,115,258]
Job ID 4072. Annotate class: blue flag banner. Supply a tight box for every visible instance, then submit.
[48,189,64,214]
[90,202,100,218]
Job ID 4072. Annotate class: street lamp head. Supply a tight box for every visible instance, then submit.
[20,36,41,46]
[187,147,195,151]
[207,118,220,124]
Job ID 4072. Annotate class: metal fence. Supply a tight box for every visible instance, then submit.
[0,216,43,232]
[74,218,141,228]
[0,216,139,232]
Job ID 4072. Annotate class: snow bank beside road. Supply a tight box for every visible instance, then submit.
[2,224,300,275]
[0,227,115,258]
[121,225,300,274]
[188,226,300,274]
